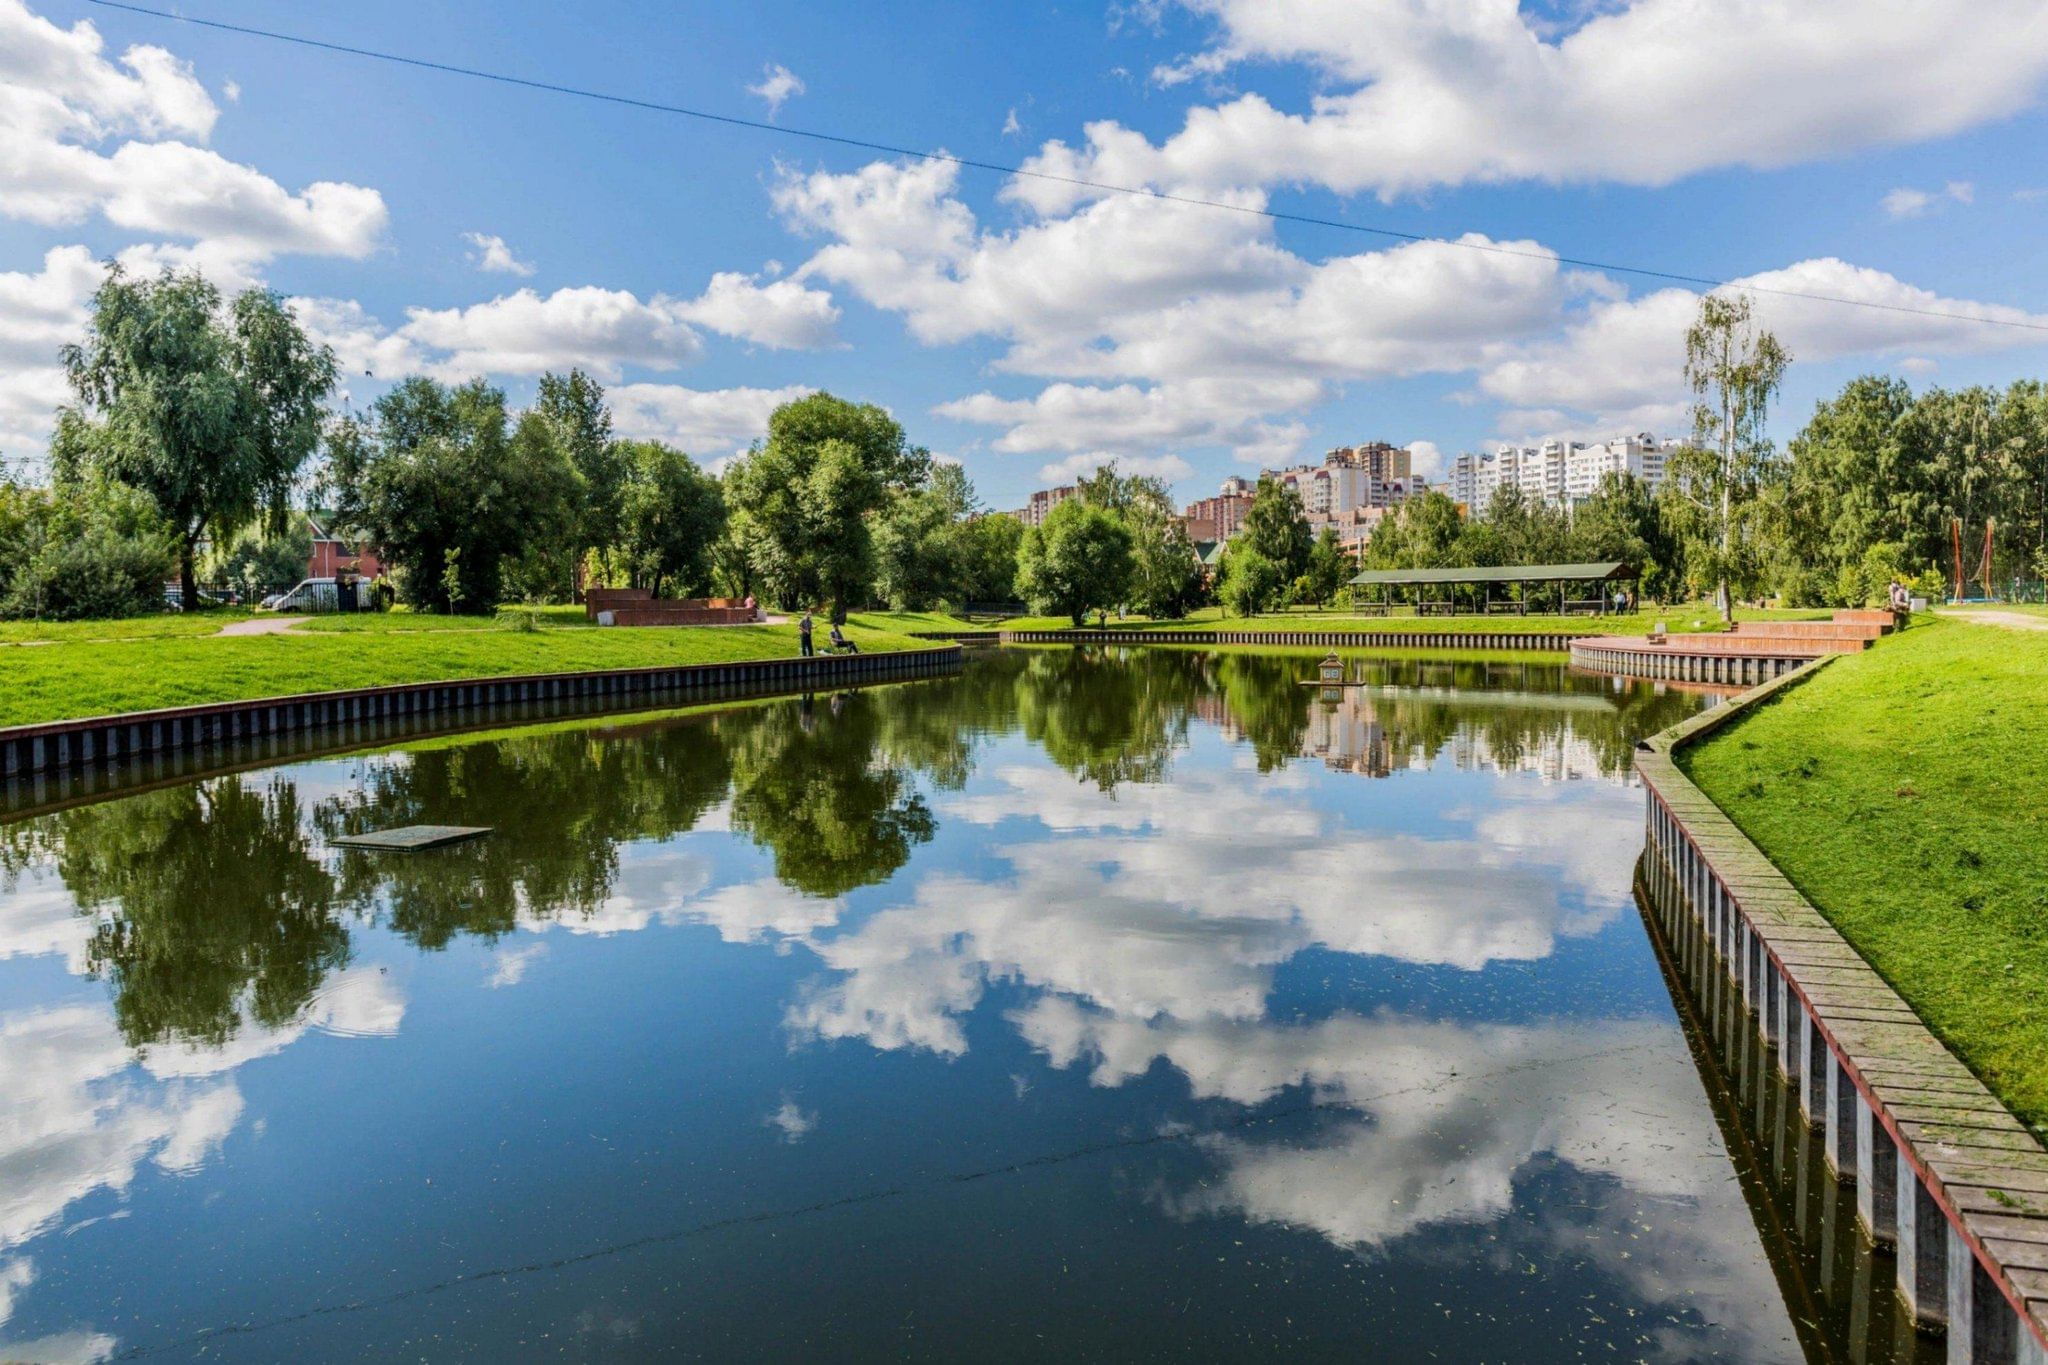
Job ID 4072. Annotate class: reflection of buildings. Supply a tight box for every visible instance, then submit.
[1305,691,1402,778]
[1301,689,1616,782]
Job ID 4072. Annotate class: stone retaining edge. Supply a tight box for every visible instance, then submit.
[0,645,964,782]
[1638,656,2048,1359]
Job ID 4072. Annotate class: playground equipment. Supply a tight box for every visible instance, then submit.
[1951,517,1996,602]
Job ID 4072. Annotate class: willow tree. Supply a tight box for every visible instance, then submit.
[57,267,336,609]
[1682,292,1789,621]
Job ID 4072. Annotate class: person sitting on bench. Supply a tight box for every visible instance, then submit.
[828,623,859,653]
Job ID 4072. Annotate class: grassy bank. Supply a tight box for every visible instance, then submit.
[1681,617,2048,1131]
[856,602,1833,637]
[0,618,926,728]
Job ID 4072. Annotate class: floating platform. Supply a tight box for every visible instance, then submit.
[331,824,492,851]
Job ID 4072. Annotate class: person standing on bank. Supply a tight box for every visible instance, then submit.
[798,609,814,658]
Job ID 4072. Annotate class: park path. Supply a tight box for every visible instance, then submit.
[1942,608,2048,632]
[215,615,310,636]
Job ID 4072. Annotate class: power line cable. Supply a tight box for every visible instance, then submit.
[82,0,2048,335]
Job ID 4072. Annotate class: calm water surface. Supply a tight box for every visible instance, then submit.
[0,648,1810,1361]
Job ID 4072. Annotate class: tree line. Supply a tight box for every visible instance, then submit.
[1362,295,2048,613]
[6,270,2043,622]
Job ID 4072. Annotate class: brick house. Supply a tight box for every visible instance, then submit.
[305,511,383,581]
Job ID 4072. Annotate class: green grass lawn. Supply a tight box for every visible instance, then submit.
[293,604,597,632]
[0,608,260,643]
[0,619,927,728]
[1681,617,2048,1131]
[856,602,1831,637]
[1938,603,2048,622]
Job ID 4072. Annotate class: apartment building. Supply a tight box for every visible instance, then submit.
[1018,484,1077,528]
[1448,433,1675,511]
[1183,479,1255,541]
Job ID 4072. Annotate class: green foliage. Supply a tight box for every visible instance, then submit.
[1016,498,1135,625]
[0,475,175,620]
[57,267,335,607]
[1682,292,1790,619]
[616,439,726,598]
[1218,545,1286,616]
[958,512,1024,604]
[873,461,977,609]
[1782,376,2048,602]
[1301,527,1352,608]
[1361,490,1466,570]
[725,392,922,617]
[1080,465,1204,617]
[1238,476,1313,582]
[208,520,314,599]
[326,377,580,614]
[1574,472,1669,594]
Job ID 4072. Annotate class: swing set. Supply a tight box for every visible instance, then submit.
[1950,517,1995,603]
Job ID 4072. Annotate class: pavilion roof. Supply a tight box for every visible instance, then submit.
[1347,561,1638,587]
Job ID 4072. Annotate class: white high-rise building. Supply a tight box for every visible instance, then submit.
[1448,433,1674,511]
[1564,433,1671,500]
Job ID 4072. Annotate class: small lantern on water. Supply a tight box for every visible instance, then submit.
[1318,651,1345,686]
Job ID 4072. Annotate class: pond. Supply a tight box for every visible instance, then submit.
[0,647,1852,1361]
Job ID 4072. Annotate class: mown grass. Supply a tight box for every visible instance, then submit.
[856,602,1832,637]
[0,608,260,643]
[0,621,927,728]
[293,604,597,632]
[1681,617,2048,1131]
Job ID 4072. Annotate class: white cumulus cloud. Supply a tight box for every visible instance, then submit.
[0,0,386,262]
[1016,0,2048,206]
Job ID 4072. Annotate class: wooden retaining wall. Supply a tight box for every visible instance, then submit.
[1572,638,1812,686]
[1638,660,2048,1362]
[0,645,962,784]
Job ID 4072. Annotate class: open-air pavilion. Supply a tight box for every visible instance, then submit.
[1346,561,1641,616]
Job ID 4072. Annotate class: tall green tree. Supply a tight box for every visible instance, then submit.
[616,439,726,598]
[531,369,624,583]
[1238,476,1313,586]
[1217,544,1287,616]
[957,512,1024,604]
[1078,463,1203,617]
[725,392,927,618]
[1572,471,1671,600]
[325,377,579,613]
[1682,292,1790,621]
[56,267,336,608]
[874,461,976,609]
[1361,489,1466,570]
[1016,498,1134,625]
[1301,526,1352,608]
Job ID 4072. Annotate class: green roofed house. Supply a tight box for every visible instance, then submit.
[1347,561,1640,616]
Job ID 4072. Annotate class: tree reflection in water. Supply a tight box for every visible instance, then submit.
[1,647,1712,1057]
[3,778,343,1049]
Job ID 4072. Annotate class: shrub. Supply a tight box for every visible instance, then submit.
[0,477,175,620]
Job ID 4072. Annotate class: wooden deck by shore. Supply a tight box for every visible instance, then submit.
[1637,658,2048,1362]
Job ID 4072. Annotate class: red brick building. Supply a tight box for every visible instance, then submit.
[306,512,383,581]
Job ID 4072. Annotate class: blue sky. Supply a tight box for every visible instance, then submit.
[5,0,2048,510]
